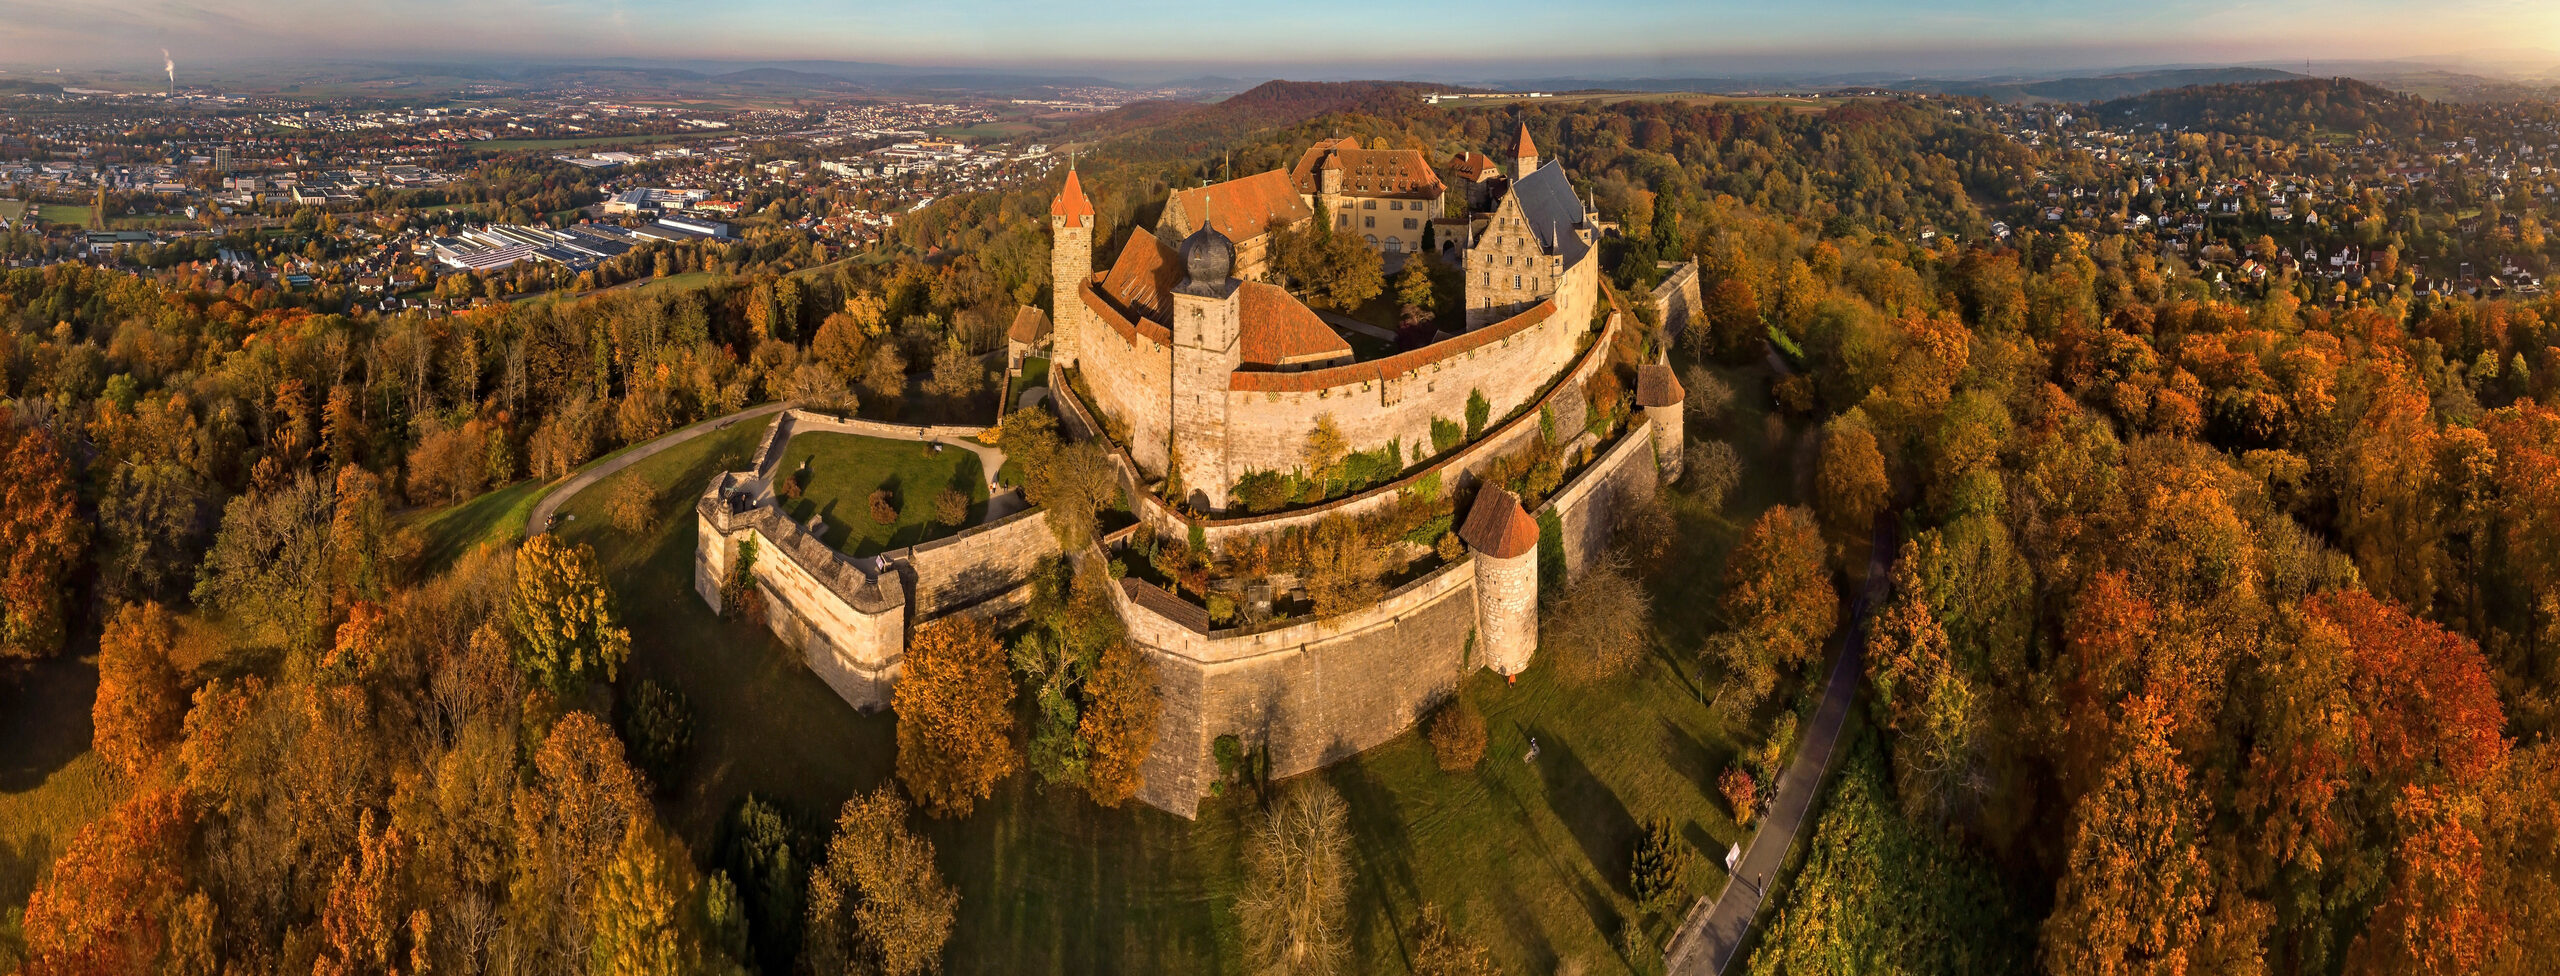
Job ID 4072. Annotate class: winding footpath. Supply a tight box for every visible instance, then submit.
[1662,519,1898,975]
[525,401,796,538]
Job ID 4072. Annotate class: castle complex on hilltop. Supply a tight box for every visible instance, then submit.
[1050,125,1604,513]
[699,126,1691,816]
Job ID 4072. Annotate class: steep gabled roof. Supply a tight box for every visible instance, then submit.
[1513,125,1539,161]
[1459,486,1540,559]
[1289,139,1446,199]
[1449,151,1501,182]
[1236,282,1351,367]
[1163,169,1311,242]
[1511,160,1590,269]
[1098,233,1183,323]
[1009,305,1051,344]
[1051,168,1094,221]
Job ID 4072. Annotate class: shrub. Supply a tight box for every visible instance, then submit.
[869,488,897,524]
[1682,365,1736,428]
[1233,470,1300,514]
[932,487,968,528]
[1541,552,1652,683]
[1428,698,1487,772]
[1430,416,1464,454]
[1721,766,1760,826]
[1465,388,1490,438]
[778,467,806,500]
[1628,817,1691,916]
[620,679,694,784]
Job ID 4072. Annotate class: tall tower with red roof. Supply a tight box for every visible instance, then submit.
[1049,167,1097,368]
[1510,124,1540,181]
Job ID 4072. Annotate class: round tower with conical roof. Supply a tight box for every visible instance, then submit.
[1461,486,1541,676]
[1634,362,1686,482]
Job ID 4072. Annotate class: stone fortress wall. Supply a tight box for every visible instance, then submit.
[1112,410,1670,817]
[694,410,1062,709]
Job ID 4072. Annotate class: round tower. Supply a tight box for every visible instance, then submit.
[1048,168,1097,368]
[1460,487,1540,677]
[1634,363,1686,482]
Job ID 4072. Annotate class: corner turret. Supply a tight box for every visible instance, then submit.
[1461,487,1541,677]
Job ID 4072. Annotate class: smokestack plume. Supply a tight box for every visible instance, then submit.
[162,49,175,93]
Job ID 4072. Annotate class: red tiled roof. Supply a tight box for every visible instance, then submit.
[1009,305,1051,344]
[1227,298,1557,393]
[1081,280,1172,347]
[1051,168,1095,221]
[1513,125,1539,161]
[1237,282,1351,367]
[1098,233,1183,322]
[1289,140,1446,198]
[1460,487,1539,559]
[1450,151,1500,182]
[1165,169,1310,243]
[1634,363,1683,407]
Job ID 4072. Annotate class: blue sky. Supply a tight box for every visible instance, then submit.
[2,0,2556,79]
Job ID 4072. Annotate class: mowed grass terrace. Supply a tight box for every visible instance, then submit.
[770,431,988,556]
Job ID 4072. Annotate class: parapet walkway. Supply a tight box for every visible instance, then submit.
[1661,519,1897,975]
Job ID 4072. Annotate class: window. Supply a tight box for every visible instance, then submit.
[1513,275,1522,288]
[1362,199,1377,209]
[1364,216,1375,228]
[1483,271,1492,285]
[1337,214,1350,228]
[1365,234,1378,245]
[1384,240,1401,252]
[1505,255,1514,267]
[1389,200,1403,211]
[1404,218,1418,230]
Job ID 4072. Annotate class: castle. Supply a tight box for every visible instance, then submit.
[698,126,1689,816]
[1051,126,1604,513]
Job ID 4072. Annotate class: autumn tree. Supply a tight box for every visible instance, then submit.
[606,475,660,535]
[998,407,1114,548]
[1816,411,1890,535]
[1866,555,1982,824]
[508,533,632,693]
[1078,640,1160,808]
[18,789,194,976]
[894,616,1018,818]
[1712,506,1838,704]
[0,411,86,659]
[1239,780,1352,976]
[94,601,188,779]
[1542,551,1653,683]
[803,785,956,976]
[2040,694,2212,976]
[195,472,336,653]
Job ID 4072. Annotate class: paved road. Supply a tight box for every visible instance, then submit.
[525,401,796,538]
[1662,520,1897,975]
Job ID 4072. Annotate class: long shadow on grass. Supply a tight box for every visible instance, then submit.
[0,655,97,792]
[1481,729,1623,957]
[1324,750,1422,971]
[1530,728,1638,900]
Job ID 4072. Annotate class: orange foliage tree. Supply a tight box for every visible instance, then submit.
[0,410,87,659]
[19,789,195,976]
[893,616,1018,817]
[94,601,189,779]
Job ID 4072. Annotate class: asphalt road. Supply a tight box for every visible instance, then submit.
[1661,519,1897,975]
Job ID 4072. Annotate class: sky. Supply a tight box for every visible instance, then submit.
[1,0,2557,81]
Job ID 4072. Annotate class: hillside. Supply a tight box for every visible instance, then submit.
[2091,76,2431,135]
[1907,67,2306,103]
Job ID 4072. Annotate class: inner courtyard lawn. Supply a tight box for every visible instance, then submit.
[770,431,988,556]
[548,356,1802,974]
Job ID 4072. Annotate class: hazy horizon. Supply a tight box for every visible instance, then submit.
[4,0,2558,86]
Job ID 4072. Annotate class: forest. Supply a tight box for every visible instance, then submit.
[1,76,2557,975]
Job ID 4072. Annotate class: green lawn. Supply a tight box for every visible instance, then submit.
[772,432,987,557]
[0,651,122,970]
[400,477,544,573]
